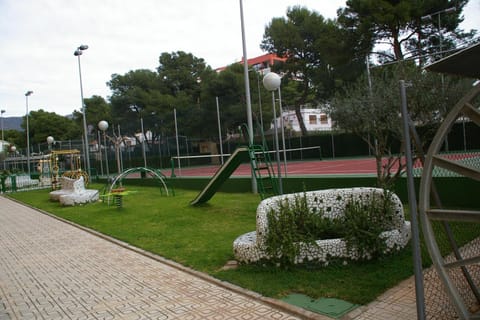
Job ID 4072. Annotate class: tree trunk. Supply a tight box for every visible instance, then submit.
[295,104,308,136]
[375,153,383,187]
[392,28,404,60]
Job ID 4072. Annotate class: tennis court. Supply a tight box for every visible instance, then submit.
[169,150,480,178]
[170,156,392,177]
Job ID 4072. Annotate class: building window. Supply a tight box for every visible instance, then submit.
[309,115,317,124]
[320,114,328,124]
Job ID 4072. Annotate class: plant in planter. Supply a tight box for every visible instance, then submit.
[232,187,411,266]
[342,189,397,259]
[264,193,345,266]
[264,189,401,266]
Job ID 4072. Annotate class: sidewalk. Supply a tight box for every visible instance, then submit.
[0,196,418,319]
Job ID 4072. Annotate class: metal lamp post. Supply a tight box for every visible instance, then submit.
[140,116,147,168]
[46,136,54,182]
[421,7,456,152]
[98,120,110,178]
[215,97,224,165]
[1,109,5,170]
[74,44,91,176]
[263,72,283,194]
[421,7,456,59]
[1,109,5,142]
[46,136,54,151]
[130,105,147,168]
[277,85,288,177]
[239,0,257,194]
[10,145,16,171]
[25,91,33,176]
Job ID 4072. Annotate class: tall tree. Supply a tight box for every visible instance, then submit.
[2,129,24,150]
[22,109,81,146]
[204,63,259,137]
[72,95,112,134]
[261,6,364,135]
[417,0,475,64]
[157,51,217,137]
[157,51,213,99]
[337,0,473,63]
[330,63,471,187]
[107,69,164,144]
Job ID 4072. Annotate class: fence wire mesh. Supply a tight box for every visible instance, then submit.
[421,222,480,319]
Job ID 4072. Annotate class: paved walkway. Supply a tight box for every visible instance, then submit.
[0,196,418,319]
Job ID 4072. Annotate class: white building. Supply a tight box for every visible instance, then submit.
[0,140,11,153]
[271,108,332,133]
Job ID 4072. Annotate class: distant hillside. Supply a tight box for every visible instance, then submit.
[2,114,74,132]
[2,117,23,131]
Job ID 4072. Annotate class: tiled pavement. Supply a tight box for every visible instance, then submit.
[0,195,418,319]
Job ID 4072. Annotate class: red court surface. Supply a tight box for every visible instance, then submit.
[165,151,477,178]
[170,157,385,177]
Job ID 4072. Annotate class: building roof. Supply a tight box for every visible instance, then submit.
[215,53,286,72]
[243,53,287,67]
[424,42,480,78]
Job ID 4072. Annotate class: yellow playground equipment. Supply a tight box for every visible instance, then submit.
[49,149,89,189]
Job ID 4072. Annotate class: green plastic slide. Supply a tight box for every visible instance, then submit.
[190,147,250,205]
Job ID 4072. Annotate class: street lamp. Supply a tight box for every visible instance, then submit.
[239,0,257,194]
[1,109,5,142]
[421,7,456,59]
[1,109,5,170]
[98,120,110,178]
[215,97,224,165]
[263,72,283,194]
[276,82,288,177]
[74,44,91,177]
[10,145,16,171]
[0,109,7,170]
[421,7,456,151]
[47,136,54,151]
[46,136,54,185]
[25,91,33,176]
[129,105,147,168]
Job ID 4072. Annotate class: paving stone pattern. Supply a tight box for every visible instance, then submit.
[0,196,304,320]
[0,196,421,320]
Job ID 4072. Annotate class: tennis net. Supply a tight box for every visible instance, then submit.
[170,146,322,176]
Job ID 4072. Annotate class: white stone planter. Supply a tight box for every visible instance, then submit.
[233,187,411,265]
[49,176,99,206]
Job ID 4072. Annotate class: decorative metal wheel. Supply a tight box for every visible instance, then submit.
[419,83,480,319]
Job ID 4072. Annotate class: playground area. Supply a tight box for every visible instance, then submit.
[0,42,479,320]
[2,135,479,319]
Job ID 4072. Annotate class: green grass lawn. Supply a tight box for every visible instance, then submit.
[8,184,415,305]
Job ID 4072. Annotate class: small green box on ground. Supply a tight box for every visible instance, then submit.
[282,293,358,318]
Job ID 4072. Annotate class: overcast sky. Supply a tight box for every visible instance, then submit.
[1,0,479,117]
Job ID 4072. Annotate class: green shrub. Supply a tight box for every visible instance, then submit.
[264,190,397,266]
[342,190,396,258]
[265,193,345,266]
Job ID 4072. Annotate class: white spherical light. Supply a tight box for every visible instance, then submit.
[98,120,109,132]
[263,72,281,91]
[46,136,54,144]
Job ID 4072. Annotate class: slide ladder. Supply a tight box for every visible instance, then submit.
[190,124,280,205]
[248,144,279,199]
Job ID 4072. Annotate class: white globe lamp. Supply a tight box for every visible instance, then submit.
[98,120,109,132]
[263,72,281,91]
